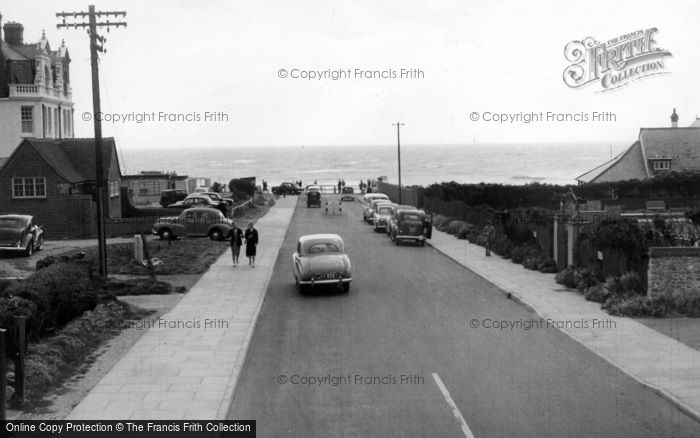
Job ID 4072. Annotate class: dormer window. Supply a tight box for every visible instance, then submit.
[651,159,671,172]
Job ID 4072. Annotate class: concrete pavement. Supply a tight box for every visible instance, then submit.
[428,229,700,421]
[67,196,297,420]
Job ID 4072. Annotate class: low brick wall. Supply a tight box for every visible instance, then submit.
[647,247,700,299]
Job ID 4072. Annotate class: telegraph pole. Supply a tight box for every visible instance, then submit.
[393,122,405,204]
[57,6,127,277]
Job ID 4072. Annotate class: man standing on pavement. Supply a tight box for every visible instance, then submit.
[482,219,496,257]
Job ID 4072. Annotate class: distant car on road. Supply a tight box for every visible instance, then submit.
[389,209,432,246]
[272,182,302,196]
[159,189,188,207]
[0,214,45,256]
[341,186,355,201]
[168,195,228,216]
[292,234,352,293]
[307,191,321,208]
[152,207,233,241]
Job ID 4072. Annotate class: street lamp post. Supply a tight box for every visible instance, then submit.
[393,122,404,204]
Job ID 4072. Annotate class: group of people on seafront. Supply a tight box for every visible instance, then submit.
[229,221,259,267]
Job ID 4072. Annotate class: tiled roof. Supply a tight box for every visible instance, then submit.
[639,127,700,172]
[11,138,120,184]
[0,40,31,60]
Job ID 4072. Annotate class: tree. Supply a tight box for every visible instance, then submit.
[210,182,224,193]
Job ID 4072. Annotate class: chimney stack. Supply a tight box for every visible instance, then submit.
[671,108,679,128]
[3,21,23,45]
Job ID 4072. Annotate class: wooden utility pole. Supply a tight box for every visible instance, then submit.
[393,122,405,204]
[57,6,127,277]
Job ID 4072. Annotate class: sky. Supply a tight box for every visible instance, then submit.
[3,0,700,149]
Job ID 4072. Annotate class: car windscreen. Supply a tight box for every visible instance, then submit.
[306,242,340,254]
[0,218,25,228]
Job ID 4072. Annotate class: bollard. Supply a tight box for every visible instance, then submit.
[0,328,6,420]
[13,317,26,406]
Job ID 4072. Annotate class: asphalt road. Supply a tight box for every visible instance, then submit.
[228,197,700,437]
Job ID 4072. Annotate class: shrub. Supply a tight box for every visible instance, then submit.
[605,296,667,317]
[619,272,644,295]
[583,283,608,303]
[229,178,256,197]
[510,246,527,264]
[445,220,467,236]
[431,214,450,231]
[555,266,577,288]
[573,266,603,292]
[6,262,97,339]
[537,257,558,273]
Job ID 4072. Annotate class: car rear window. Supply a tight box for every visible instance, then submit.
[307,243,340,254]
[402,213,422,221]
[377,207,392,214]
[0,218,24,227]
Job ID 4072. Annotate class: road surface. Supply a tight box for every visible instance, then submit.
[228,197,700,437]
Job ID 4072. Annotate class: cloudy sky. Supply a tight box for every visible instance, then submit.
[4,0,700,149]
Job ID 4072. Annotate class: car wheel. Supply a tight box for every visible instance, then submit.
[342,282,350,293]
[24,240,34,257]
[395,237,400,246]
[159,229,172,240]
[419,240,425,246]
[210,229,224,241]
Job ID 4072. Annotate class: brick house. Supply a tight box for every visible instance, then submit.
[577,109,700,184]
[0,137,123,237]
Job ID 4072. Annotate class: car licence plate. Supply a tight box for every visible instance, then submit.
[315,273,340,280]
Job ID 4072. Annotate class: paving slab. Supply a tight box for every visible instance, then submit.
[67,196,297,420]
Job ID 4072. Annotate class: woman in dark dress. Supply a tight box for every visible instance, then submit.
[229,222,243,267]
[244,221,259,267]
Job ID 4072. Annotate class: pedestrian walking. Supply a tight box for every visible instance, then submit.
[337,179,342,193]
[482,220,496,256]
[229,222,243,267]
[262,180,268,193]
[244,221,259,267]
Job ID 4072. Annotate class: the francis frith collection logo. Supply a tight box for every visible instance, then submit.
[563,28,672,92]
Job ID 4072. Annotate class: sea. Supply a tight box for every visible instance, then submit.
[118,142,627,188]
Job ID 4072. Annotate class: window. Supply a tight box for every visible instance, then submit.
[47,109,52,136]
[652,160,671,171]
[12,177,47,199]
[54,108,59,137]
[21,106,34,134]
[109,181,120,198]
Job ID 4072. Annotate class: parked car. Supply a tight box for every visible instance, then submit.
[364,199,392,223]
[152,207,233,241]
[0,214,45,256]
[307,191,322,208]
[200,191,235,206]
[168,195,228,216]
[159,189,188,207]
[389,209,432,246]
[341,186,355,201]
[372,203,397,232]
[272,182,302,196]
[386,205,421,237]
[362,193,389,204]
[292,234,352,293]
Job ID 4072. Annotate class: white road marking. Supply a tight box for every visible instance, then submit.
[432,372,476,438]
